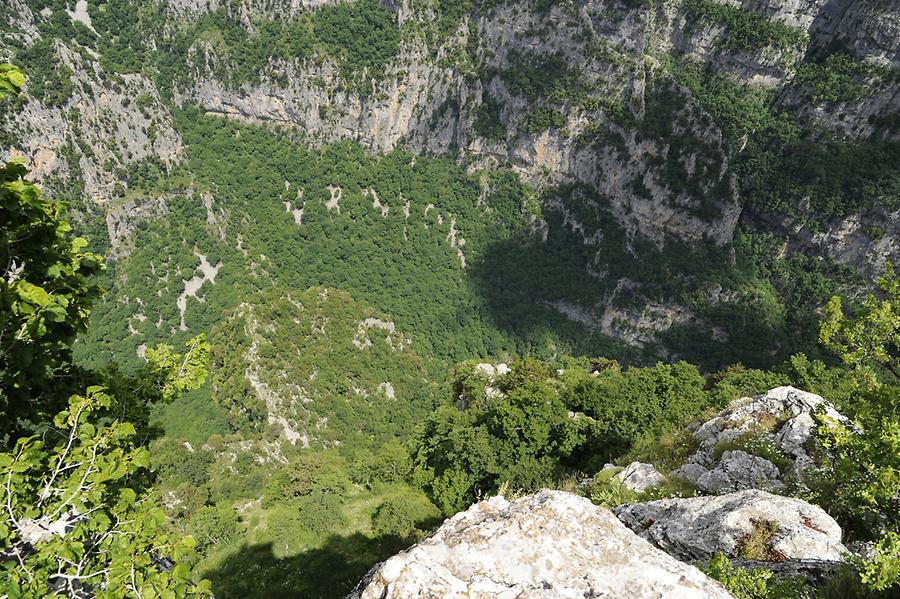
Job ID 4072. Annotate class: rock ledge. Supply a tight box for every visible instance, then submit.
[350,489,733,598]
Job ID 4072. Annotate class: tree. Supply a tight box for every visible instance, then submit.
[1,79,103,443]
[812,265,899,591]
[0,389,210,597]
[819,263,899,388]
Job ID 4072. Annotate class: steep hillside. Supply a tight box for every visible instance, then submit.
[209,286,438,446]
[2,0,896,370]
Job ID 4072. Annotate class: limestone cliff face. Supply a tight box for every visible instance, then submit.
[2,4,184,251]
[174,0,746,244]
[3,0,897,266]
[12,46,185,190]
[167,0,898,254]
[164,0,347,22]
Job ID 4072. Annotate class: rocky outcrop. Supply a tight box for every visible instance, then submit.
[614,489,848,563]
[164,0,353,22]
[350,490,734,599]
[9,46,183,196]
[670,386,847,492]
[749,203,900,281]
[3,39,184,253]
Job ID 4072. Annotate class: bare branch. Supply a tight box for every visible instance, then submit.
[39,404,86,507]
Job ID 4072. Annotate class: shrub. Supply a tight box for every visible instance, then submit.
[734,519,784,562]
[371,493,440,538]
[701,552,806,599]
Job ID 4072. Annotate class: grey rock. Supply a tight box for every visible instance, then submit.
[617,461,667,492]
[615,489,847,563]
[675,386,848,490]
[673,463,710,486]
[732,558,844,585]
[350,490,734,599]
[695,450,785,494]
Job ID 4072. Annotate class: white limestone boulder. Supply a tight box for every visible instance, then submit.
[614,489,847,563]
[671,387,847,492]
[349,490,734,599]
[616,461,667,492]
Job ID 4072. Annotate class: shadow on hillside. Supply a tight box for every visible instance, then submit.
[203,533,411,599]
[466,221,805,371]
[466,226,643,362]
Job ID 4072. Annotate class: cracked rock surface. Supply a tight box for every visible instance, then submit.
[349,489,733,599]
[671,386,847,493]
[614,489,847,563]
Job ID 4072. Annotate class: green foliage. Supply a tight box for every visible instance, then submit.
[860,532,900,591]
[819,264,899,389]
[587,471,638,508]
[189,503,244,552]
[265,451,351,506]
[412,360,585,513]
[313,0,401,90]
[746,133,900,218]
[371,493,440,538]
[700,552,806,599]
[665,54,777,144]
[0,63,24,97]
[13,38,75,106]
[414,358,713,513]
[683,0,807,52]
[795,49,891,104]
[809,383,899,538]
[209,287,438,446]
[79,111,628,372]
[151,0,399,95]
[734,519,783,561]
[151,386,231,446]
[626,427,703,474]
[501,51,593,106]
[561,361,710,459]
[663,52,899,222]
[1,157,103,444]
[706,364,790,407]
[474,96,507,141]
[523,106,566,133]
[637,74,730,220]
[350,439,413,489]
[0,388,211,598]
[0,105,209,596]
[807,266,899,591]
[145,334,211,402]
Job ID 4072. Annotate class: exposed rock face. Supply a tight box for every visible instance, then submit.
[170,0,746,246]
[159,0,898,275]
[671,386,847,492]
[350,490,734,599]
[164,0,349,22]
[614,489,847,563]
[7,46,183,196]
[690,450,785,494]
[617,461,668,492]
[2,34,184,252]
[747,203,900,281]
